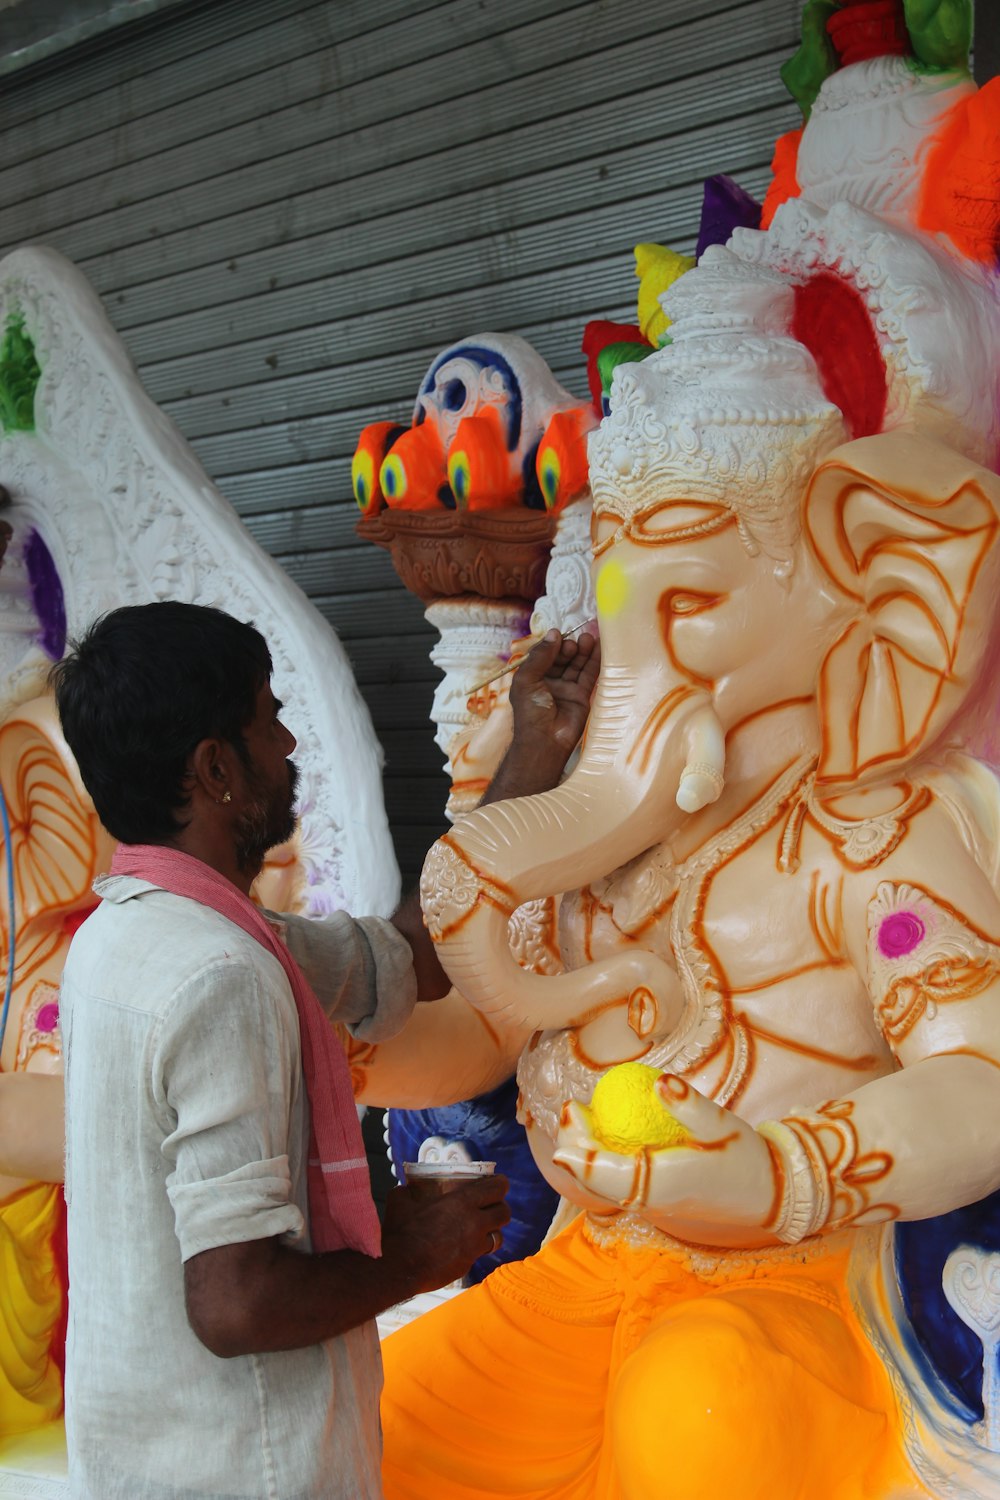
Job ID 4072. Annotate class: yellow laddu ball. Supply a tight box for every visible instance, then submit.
[587,1062,691,1153]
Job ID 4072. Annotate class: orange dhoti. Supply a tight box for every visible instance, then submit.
[381,1215,922,1500]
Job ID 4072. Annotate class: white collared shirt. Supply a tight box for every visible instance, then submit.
[61,875,417,1500]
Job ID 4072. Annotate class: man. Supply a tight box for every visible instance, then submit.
[52,600,598,1500]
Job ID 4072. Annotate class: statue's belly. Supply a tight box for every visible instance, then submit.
[517,964,894,1216]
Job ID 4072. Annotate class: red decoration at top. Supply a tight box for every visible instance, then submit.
[827,0,909,66]
[792,273,888,440]
[580,321,649,411]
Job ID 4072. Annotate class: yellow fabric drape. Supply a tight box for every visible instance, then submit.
[0,1181,65,1438]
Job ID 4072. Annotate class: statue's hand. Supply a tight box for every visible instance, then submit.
[552,1074,779,1249]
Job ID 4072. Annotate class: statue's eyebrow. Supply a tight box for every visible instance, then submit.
[631,504,735,545]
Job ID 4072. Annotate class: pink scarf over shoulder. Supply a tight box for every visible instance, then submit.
[109,844,381,1258]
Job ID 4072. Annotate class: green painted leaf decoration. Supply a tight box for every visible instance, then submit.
[0,314,42,434]
[903,0,972,74]
[597,341,653,398]
[782,0,839,120]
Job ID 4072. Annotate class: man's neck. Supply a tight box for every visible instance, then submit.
[161,830,260,897]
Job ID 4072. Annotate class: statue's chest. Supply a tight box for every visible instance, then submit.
[539,767,903,1127]
[697,847,842,986]
[560,818,840,985]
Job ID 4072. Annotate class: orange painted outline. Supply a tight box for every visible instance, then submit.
[627,685,699,776]
[736,1012,879,1071]
[591,503,734,561]
[811,473,999,784]
[761,1137,787,1232]
[427,834,518,943]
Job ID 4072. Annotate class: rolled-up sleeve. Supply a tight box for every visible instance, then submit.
[274,910,418,1042]
[153,957,306,1261]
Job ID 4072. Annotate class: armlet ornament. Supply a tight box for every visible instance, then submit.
[866,881,1000,1047]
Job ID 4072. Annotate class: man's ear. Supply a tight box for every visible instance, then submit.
[805,431,1000,790]
[187,737,233,804]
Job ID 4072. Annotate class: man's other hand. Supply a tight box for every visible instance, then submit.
[184,1173,512,1357]
[381,1174,511,1293]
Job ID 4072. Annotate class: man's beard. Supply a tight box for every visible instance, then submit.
[234,760,299,874]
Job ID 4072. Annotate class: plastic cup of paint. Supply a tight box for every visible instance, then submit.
[402,1160,496,1201]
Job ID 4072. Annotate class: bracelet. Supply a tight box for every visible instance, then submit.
[757,1119,831,1244]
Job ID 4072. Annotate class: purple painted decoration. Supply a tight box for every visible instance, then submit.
[24,528,66,660]
[696,174,763,261]
[36,1002,60,1034]
[878,910,925,959]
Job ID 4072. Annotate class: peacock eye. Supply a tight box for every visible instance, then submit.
[351,450,374,509]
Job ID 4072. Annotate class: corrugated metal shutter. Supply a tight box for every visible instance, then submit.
[0,0,803,886]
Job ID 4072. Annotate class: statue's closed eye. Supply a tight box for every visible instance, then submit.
[665,592,724,617]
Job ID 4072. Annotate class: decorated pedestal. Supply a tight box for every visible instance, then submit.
[354,331,597,803]
[354,333,598,1281]
[356,502,550,785]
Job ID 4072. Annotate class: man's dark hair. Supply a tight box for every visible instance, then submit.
[51,602,272,843]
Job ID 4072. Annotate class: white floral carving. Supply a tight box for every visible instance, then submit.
[0,246,398,918]
[797,57,975,225]
[425,597,529,762]
[589,285,846,566]
[943,1247,1000,1455]
[734,196,997,469]
[530,498,596,638]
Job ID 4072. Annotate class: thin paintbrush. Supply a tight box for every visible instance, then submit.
[464,620,596,696]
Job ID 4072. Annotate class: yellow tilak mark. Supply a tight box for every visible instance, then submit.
[596,557,629,617]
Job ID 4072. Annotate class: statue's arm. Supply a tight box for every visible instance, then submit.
[552,1024,1000,1250]
[342,986,533,1109]
[552,810,1000,1248]
[764,834,1000,1237]
[0,1072,64,1186]
[762,1051,1000,1238]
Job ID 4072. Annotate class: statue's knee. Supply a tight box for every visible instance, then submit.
[620,1298,787,1411]
[610,1300,800,1500]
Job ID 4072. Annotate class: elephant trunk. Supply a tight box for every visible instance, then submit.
[420,663,725,1040]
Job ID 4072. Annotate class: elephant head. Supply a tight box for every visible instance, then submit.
[419,208,1000,1051]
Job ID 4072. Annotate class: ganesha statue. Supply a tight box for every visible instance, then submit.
[374,4,1000,1497]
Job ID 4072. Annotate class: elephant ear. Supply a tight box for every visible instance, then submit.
[805,432,1000,790]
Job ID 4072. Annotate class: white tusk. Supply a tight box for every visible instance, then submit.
[676,709,726,813]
